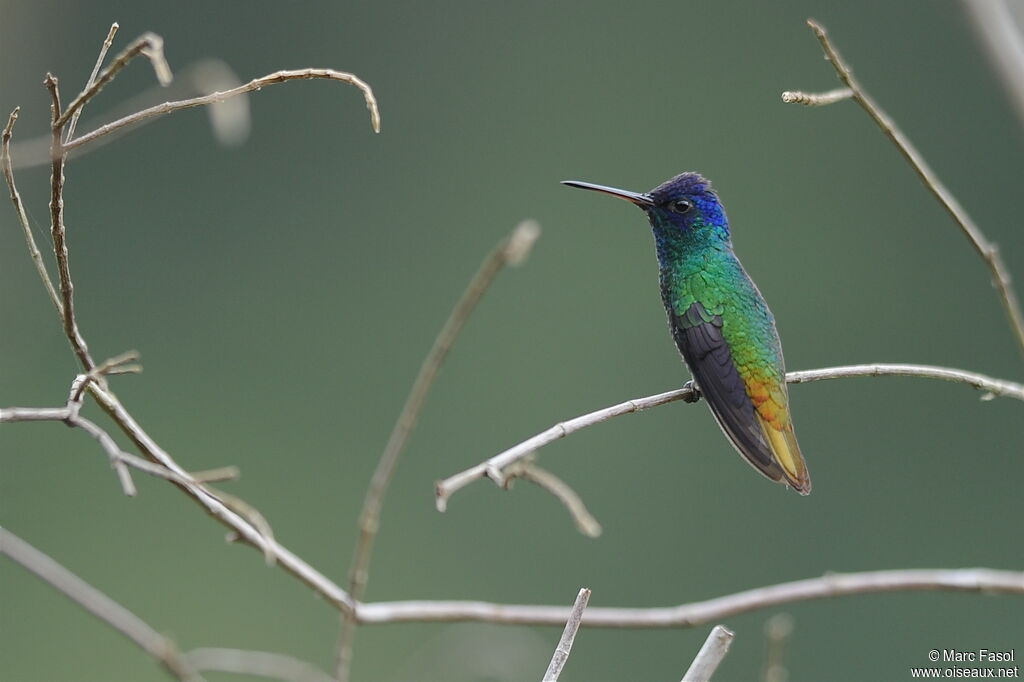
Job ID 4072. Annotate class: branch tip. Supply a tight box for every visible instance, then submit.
[504,219,541,266]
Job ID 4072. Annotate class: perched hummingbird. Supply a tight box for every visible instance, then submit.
[562,172,810,494]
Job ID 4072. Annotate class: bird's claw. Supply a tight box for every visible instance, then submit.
[683,380,701,403]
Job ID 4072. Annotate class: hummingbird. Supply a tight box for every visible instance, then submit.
[562,172,811,494]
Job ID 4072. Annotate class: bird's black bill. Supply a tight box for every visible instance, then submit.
[561,180,654,207]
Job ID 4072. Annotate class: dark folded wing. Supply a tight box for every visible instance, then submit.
[670,301,786,483]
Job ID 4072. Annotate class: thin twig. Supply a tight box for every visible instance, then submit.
[56,31,172,130]
[2,108,62,313]
[788,19,1024,356]
[335,219,541,681]
[0,528,204,682]
[356,567,1024,626]
[0,392,244,499]
[184,648,335,682]
[542,588,591,682]
[45,74,96,371]
[503,460,603,537]
[189,465,241,483]
[780,87,852,106]
[681,625,735,682]
[435,362,1024,507]
[67,67,381,152]
[65,22,120,143]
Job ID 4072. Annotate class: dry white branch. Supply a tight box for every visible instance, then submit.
[356,568,1024,626]
[66,67,381,152]
[542,588,591,682]
[57,31,172,130]
[681,625,734,682]
[436,363,1024,508]
[0,527,203,682]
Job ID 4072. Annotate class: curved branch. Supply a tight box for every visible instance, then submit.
[436,363,1024,509]
[67,67,380,152]
[356,568,1024,627]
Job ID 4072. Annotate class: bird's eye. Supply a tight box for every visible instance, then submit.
[670,199,693,214]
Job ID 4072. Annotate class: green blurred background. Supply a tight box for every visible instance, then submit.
[2,1,1022,680]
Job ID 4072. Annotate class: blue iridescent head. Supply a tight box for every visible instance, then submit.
[561,172,730,242]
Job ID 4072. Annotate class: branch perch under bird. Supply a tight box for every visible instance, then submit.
[783,18,1024,357]
[436,363,1024,513]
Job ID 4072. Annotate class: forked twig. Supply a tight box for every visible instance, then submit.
[56,31,172,130]
[0,528,204,682]
[784,19,1024,356]
[335,220,541,680]
[435,363,1024,507]
[65,22,120,142]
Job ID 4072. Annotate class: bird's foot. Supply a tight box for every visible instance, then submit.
[683,380,701,403]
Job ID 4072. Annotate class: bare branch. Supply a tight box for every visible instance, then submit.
[786,19,1024,356]
[336,219,542,680]
[436,363,1024,508]
[65,22,120,142]
[45,74,96,371]
[2,107,62,314]
[542,588,591,682]
[681,625,735,682]
[57,31,172,130]
[185,648,334,682]
[356,568,1024,627]
[0,528,204,682]
[67,67,381,152]
[503,460,602,538]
